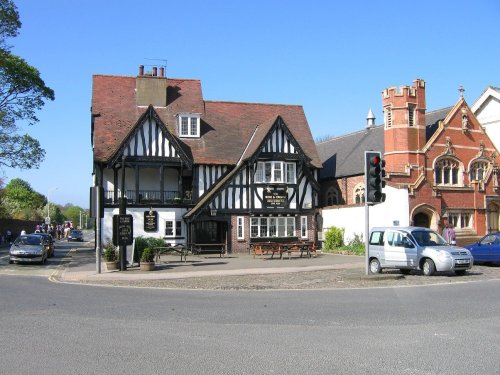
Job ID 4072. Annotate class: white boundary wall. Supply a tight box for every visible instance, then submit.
[321,185,409,244]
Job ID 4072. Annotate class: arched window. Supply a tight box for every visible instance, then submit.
[435,158,461,186]
[469,160,489,182]
[326,187,339,206]
[354,184,365,205]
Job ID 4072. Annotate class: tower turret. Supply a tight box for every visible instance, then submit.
[382,79,426,173]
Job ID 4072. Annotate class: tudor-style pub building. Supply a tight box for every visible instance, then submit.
[91,66,322,254]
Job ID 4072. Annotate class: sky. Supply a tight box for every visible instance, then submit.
[4,0,500,208]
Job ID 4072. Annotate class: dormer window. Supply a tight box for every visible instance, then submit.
[177,113,200,138]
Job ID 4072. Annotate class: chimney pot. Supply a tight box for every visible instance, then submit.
[159,67,165,77]
[152,67,157,76]
[139,65,144,76]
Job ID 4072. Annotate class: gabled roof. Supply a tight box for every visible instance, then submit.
[317,107,452,179]
[92,74,321,168]
[471,86,500,114]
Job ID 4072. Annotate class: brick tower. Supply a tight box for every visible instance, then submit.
[382,79,426,174]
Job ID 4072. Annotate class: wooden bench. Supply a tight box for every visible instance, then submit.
[190,243,226,258]
[280,242,316,259]
[252,242,282,258]
[155,245,189,262]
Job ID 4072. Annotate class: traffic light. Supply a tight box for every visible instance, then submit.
[365,151,386,204]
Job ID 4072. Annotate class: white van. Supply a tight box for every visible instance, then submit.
[368,227,473,276]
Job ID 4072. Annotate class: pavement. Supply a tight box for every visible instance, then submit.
[56,247,366,282]
[51,246,500,290]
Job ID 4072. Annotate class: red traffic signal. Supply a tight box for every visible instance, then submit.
[365,151,386,204]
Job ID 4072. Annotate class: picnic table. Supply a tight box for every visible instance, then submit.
[252,241,316,259]
[155,245,189,262]
[190,243,226,257]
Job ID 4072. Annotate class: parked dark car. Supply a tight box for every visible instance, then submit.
[464,232,500,264]
[9,234,48,264]
[68,230,84,242]
[32,233,55,257]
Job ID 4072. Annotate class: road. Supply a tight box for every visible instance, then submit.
[0,251,498,374]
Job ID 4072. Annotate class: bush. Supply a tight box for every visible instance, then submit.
[140,247,155,262]
[347,232,364,247]
[134,236,166,263]
[324,227,344,250]
[102,241,117,262]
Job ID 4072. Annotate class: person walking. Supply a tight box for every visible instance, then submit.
[442,223,456,245]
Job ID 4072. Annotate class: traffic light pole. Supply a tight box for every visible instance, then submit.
[364,186,370,276]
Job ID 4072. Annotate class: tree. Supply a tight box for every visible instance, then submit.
[62,205,84,227]
[2,177,46,219]
[0,0,54,169]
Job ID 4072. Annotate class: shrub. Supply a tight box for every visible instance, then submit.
[134,236,166,263]
[102,240,117,262]
[140,247,155,262]
[347,232,364,247]
[324,227,344,250]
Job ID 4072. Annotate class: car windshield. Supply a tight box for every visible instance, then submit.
[15,235,43,246]
[411,230,447,247]
[71,231,82,235]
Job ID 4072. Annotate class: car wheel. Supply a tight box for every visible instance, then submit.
[400,269,411,275]
[369,258,382,274]
[422,259,435,276]
[455,270,467,276]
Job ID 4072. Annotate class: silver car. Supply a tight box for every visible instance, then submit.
[9,234,48,264]
[368,227,473,276]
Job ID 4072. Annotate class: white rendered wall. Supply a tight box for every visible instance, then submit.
[321,185,410,244]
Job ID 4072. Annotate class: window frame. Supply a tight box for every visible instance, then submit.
[300,216,308,239]
[354,183,365,205]
[250,217,295,238]
[178,114,200,138]
[255,161,296,184]
[434,157,462,186]
[237,216,244,240]
[165,220,182,237]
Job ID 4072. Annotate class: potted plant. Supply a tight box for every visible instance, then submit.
[102,241,118,270]
[140,247,155,271]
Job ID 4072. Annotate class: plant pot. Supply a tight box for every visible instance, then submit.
[140,261,155,271]
[105,261,118,270]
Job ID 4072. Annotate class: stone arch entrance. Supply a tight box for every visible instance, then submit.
[413,212,430,228]
[411,204,438,230]
[487,201,499,232]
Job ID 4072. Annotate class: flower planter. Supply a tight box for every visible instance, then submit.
[140,261,155,271]
[105,261,118,271]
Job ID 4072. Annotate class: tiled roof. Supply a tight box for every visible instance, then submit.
[92,75,321,168]
[317,107,452,179]
[317,125,384,179]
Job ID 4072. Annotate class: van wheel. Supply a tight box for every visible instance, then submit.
[422,259,435,276]
[400,269,411,275]
[369,258,382,274]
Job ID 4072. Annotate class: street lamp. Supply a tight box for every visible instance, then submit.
[47,187,58,224]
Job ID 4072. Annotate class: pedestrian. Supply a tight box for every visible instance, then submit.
[442,223,456,245]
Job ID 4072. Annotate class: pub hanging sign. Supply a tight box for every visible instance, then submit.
[144,210,158,232]
[263,186,288,208]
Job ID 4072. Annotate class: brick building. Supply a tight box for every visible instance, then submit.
[318,79,500,243]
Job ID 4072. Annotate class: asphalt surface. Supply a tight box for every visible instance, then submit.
[50,245,500,290]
